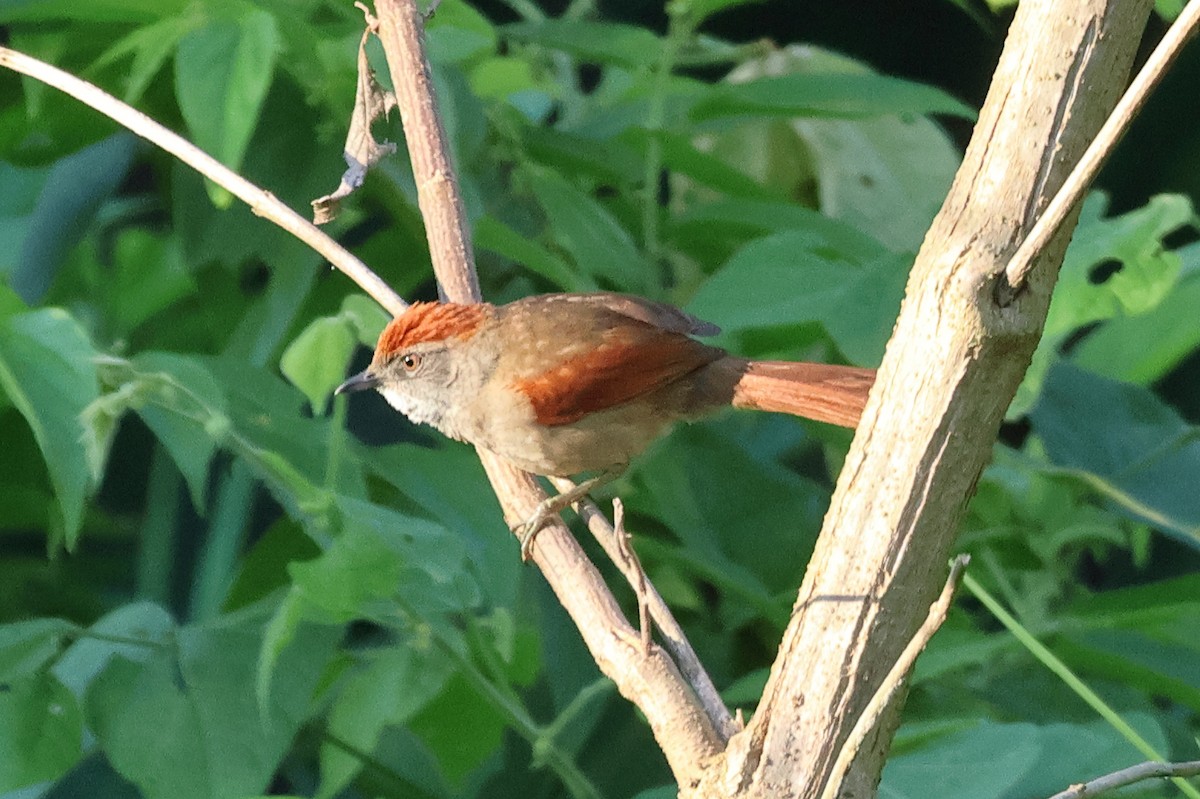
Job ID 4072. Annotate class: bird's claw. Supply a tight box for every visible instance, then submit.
[514,506,552,562]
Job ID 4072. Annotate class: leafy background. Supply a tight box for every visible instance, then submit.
[1,1,1199,798]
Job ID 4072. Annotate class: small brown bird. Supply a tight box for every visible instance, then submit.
[337,292,875,558]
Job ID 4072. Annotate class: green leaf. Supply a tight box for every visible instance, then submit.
[523,166,653,292]
[693,72,976,122]
[883,717,1168,799]
[174,9,281,193]
[630,128,778,201]
[0,618,74,682]
[86,612,337,799]
[409,672,508,786]
[318,645,452,799]
[94,15,194,103]
[8,135,138,304]
[0,672,82,793]
[427,0,497,63]
[881,721,1041,799]
[0,309,100,547]
[1030,362,1200,549]
[287,523,406,624]
[688,231,906,364]
[52,602,176,698]
[503,20,663,68]
[474,216,592,291]
[340,294,390,348]
[788,113,959,252]
[1073,242,1200,384]
[280,316,357,415]
[1011,193,1193,415]
[131,352,229,511]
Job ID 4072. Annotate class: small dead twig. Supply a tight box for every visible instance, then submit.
[1047,759,1200,799]
[311,3,398,224]
[817,555,971,799]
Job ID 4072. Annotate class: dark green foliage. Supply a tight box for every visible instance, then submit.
[0,2,1198,798]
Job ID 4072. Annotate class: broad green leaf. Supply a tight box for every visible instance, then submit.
[0,619,73,683]
[474,216,591,291]
[87,612,337,799]
[259,494,474,702]
[427,0,497,63]
[287,521,407,624]
[340,294,390,347]
[9,135,138,303]
[0,162,50,283]
[358,442,517,607]
[689,231,907,364]
[94,15,194,103]
[1073,242,1200,384]
[1011,193,1193,415]
[523,125,643,187]
[131,352,229,510]
[280,316,357,415]
[670,198,889,270]
[174,9,281,193]
[790,113,959,251]
[52,602,176,698]
[884,716,1167,799]
[0,309,100,546]
[693,72,975,122]
[0,672,82,793]
[206,358,366,500]
[628,420,822,619]
[523,166,653,292]
[104,230,196,337]
[408,672,508,787]
[1059,629,1200,712]
[697,47,963,251]
[880,721,1042,799]
[629,128,778,200]
[503,20,663,68]
[1030,362,1200,549]
[318,645,452,799]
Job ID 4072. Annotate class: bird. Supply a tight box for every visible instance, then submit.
[336,292,875,559]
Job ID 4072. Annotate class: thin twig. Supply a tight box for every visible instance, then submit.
[611,499,652,653]
[999,0,1200,302]
[0,47,406,318]
[371,0,727,779]
[817,555,970,799]
[1047,759,1200,799]
[551,477,738,740]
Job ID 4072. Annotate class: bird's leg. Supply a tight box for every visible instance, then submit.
[516,466,623,561]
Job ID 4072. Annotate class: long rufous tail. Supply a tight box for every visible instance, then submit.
[730,361,876,428]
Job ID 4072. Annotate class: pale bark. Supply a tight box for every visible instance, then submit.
[704,2,1154,798]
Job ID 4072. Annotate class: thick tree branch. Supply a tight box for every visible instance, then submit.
[702,3,1155,798]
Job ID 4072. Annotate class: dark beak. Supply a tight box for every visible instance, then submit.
[335,369,381,395]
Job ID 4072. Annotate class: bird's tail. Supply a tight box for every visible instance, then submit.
[729,360,876,428]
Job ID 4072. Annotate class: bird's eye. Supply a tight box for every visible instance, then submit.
[400,353,421,372]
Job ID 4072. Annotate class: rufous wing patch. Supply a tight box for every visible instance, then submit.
[372,302,490,365]
[514,326,722,426]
